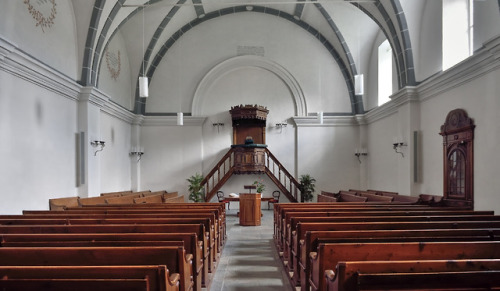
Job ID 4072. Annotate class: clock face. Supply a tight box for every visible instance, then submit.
[106,49,121,80]
[25,0,57,32]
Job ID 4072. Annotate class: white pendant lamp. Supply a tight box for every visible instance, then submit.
[138,6,148,98]
[139,76,148,97]
[355,74,364,95]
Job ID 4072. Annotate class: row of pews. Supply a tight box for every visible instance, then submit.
[49,190,185,210]
[317,189,422,204]
[273,193,500,291]
[0,195,227,291]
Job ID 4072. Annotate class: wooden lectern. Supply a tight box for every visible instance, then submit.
[239,193,261,226]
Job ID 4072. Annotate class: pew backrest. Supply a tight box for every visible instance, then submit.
[311,241,500,291]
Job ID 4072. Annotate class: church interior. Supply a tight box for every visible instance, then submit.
[1,0,500,290]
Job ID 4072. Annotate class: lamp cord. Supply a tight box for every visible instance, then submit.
[142,4,145,77]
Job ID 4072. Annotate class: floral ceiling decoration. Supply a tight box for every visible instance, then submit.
[106,49,121,80]
[24,0,57,33]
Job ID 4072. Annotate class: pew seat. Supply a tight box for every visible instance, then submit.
[0,265,180,291]
[0,246,193,291]
[310,241,500,291]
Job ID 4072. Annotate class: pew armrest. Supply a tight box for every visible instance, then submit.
[185,253,194,263]
[325,269,335,281]
[310,251,318,260]
[168,272,181,287]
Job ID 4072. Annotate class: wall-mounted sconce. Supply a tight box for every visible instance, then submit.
[177,112,183,126]
[90,140,105,156]
[275,122,287,133]
[354,148,368,163]
[317,112,324,124]
[213,122,224,133]
[393,137,407,157]
[130,147,145,162]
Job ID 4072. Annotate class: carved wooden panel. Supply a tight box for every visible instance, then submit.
[239,193,261,226]
[230,105,268,145]
[439,109,475,208]
[233,147,266,174]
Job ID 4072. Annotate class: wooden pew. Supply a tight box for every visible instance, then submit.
[134,194,164,204]
[26,203,226,250]
[356,192,393,202]
[277,209,493,252]
[309,241,500,291]
[286,214,500,272]
[273,203,470,237]
[48,196,80,211]
[326,259,500,291]
[0,217,216,275]
[420,193,444,205]
[164,195,186,203]
[78,196,108,206]
[0,278,151,291]
[317,194,337,202]
[338,193,366,202]
[0,265,179,291]
[0,221,212,269]
[105,194,143,205]
[100,190,133,196]
[25,203,226,248]
[298,228,500,291]
[288,220,500,283]
[356,270,500,291]
[0,246,193,291]
[367,189,398,196]
[275,205,487,239]
[0,232,205,291]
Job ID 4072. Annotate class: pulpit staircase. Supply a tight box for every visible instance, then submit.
[202,147,299,203]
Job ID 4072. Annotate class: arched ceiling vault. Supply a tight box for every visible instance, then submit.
[81,0,415,116]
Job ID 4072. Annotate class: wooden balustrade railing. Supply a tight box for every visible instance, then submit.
[264,148,299,202]
[202,147,299,203]
[202,148,235,202]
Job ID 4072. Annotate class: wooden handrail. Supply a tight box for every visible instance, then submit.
[264,148,299,202]
[202,148,235,202]
[201,147,299,203]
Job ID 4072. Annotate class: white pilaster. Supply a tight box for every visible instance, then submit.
[78,87,109,197]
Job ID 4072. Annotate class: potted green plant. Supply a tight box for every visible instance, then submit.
[299,174,316,202]
[187,173,205,202]
[253,178,266,194]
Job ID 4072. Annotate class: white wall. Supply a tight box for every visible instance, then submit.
[140,123,203,198]
[0,0,79,79]
[99,112,133,193]
[146,12,351,115]
[297,124,361,201]
[365,112,400,193]
[419,67,500,212]
[0,70,78,214]
[98,31,134,111]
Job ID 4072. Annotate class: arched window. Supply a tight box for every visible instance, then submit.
[443,0,474,70]
[378,39,392,106]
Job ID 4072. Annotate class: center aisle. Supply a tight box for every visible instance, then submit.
[210,208,294,291]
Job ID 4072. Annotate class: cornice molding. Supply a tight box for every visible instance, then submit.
[0,36,81,102]
[363,86,419,124]
[292,116,357,127]
[79,86,136,123]
[79,87,109,108]
[484,34,500,60]
[418,35,500,102]
[0,36,17,60]
[142,116,207,127]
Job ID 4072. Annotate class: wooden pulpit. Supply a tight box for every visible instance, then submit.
[239,193,261,226]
